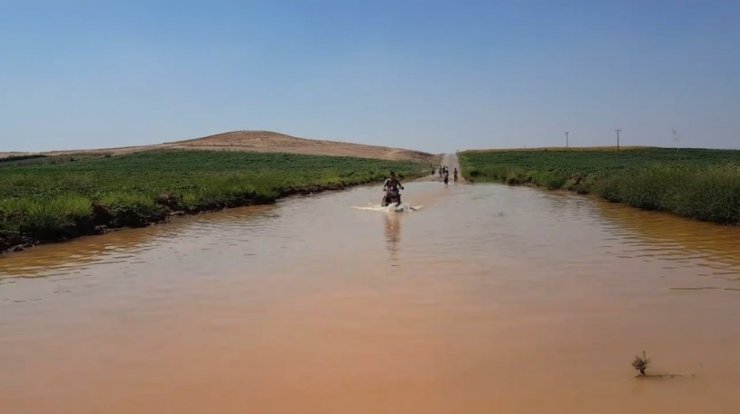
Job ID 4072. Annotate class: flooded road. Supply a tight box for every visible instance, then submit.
[1,181,739,413]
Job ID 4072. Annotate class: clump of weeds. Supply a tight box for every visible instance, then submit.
[632,351,651,376]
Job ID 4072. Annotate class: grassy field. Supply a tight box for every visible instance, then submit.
[459,147,740,224]
[0,150,427,250]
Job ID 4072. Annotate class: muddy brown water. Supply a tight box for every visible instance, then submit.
[1,182,739,413]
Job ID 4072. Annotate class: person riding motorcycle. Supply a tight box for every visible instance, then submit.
[382,171,404,206]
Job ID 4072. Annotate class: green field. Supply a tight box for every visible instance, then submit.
[0,151,426,250]
[459,147,740,224]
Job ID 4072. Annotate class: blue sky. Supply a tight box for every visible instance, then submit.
[1,0,738,153]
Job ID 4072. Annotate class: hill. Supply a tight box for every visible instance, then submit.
[9,130,434,162]
[166,131,433,161]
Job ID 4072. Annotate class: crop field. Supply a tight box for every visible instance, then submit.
[459,147,740,224]
[0,150,427,248]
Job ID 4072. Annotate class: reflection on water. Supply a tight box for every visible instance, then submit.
[0,205,278,278]
[596,199,740,277]
[1,182,739,414]
[384,212,401,261]
[0,226,159,278]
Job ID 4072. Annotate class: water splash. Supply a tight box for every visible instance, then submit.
[352,203,422,213]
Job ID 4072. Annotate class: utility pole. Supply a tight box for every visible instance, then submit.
[565,131,569,148]
[672,129,680,151]
[615,129,622,151]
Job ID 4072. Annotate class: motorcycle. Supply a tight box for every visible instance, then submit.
[381,187,402,207]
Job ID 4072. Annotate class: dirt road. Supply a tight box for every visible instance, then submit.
[442,153,465,183]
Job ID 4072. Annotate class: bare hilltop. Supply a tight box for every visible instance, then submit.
[5,131,434,162]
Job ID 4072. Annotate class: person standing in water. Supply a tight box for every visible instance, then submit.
[453,168,458,183]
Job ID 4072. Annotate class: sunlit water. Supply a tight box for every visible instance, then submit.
[1,182,739,413]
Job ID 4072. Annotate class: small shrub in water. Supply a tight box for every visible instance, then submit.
[632,351,650,376]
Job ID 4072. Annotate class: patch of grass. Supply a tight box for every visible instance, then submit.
[0,194,92,240]
[0,150,427,247]
[459,147,740,224]
[98,192,165,227]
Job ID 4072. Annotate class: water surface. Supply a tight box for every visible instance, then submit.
[1,182,739,413]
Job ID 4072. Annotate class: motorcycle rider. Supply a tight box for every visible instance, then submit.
[383,171,404,206]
